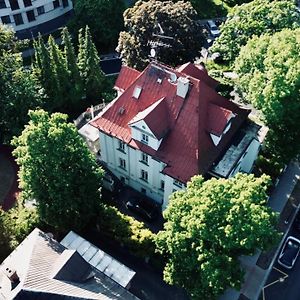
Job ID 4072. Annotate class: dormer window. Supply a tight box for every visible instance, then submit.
[133,86,142,99]
[141,133,149,144]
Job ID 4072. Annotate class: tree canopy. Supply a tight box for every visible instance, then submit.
[12,109,104,230]
[70,0,125,51]
[156,174,280,300]
[0,26,45,143]
[235,28,300,162]
[117,0,204,70]
[211,0,299,62]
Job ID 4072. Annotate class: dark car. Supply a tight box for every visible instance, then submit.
[278,236,300,269]
[126,197,161,222]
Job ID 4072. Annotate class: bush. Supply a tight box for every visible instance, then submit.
[97,204,156,258]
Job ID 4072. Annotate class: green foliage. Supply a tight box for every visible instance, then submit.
[97,204,155,257]
[0,202,39,261]
[0,24,27,55]
[222,0,251,7]
[156,174,280,300]
[0,50,45,143]
[211,0,299,62]
[77,26,105,101]
[235,28,300,162]
[12,109,104,231]
[117,0,204,70]
[70,0,125,51]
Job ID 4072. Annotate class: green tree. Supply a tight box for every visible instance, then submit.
[0,24,27,55]
[0,51,45,143]
[62,27,83,109]
[156,174,280,300]
[117,0,204,70]
[12,109,104,230]
[211,0,299,62]
[69,0,125,51]
[235,28,300,162]
[0,203,39,261]
[77,26,105,101]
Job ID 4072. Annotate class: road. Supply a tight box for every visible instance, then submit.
[261,224,300,300]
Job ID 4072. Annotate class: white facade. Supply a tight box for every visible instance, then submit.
[0,0,73,37]
[99,132,184,210]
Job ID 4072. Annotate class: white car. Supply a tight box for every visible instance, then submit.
[207,20,220,38]
[278,236,300,269]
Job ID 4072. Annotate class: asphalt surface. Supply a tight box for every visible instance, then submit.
[260,223,300,300]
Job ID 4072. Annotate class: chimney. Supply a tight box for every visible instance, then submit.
[176,77,189,99]
[3,268,19,286]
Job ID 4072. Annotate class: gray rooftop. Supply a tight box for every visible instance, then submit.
[0,228,139,300]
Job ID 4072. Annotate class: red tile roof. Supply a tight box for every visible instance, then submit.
[129,97,170,139]
[114,66,141,92]
[91,62,249,182]
[207,104,234,136]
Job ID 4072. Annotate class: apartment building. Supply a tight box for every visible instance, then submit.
[0,0,73,39]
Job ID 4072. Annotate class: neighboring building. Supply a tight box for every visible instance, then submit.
[0,228,139,300]
[0,0,73,39]
[91,62,262,209]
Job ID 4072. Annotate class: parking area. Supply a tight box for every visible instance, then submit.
[260,221,300,300]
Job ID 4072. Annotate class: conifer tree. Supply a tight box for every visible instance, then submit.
[77,26,105,101]
[62,27,83,109]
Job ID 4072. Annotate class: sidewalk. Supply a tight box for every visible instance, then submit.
[219,160,300,300]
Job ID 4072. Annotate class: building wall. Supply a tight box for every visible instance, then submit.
[0,0,73,35]
[99,131,185,209]
[99,132,260,210]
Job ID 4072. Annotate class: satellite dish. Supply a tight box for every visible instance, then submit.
[150,48,156,58]
[169,72,177,83]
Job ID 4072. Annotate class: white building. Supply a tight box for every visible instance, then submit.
[91,62,261,210]
[0,0,73,39]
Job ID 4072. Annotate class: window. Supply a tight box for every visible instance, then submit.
[13,13,23,25]
[0,0,6,9]
[141,188,146,194]
[141,170,148,182]
[53,0,59,9]
[9,0,19,10]
[141,153,148,165]
[132,86,142,99]
[141,133,149,144]
[26,9,35,22]
[118,140,125,152]
[173,179,183,188]
[1,15,11,24]
[160,180,165,191]
[36,5,45,15]
[62,0,68,7]
[119,158,126,170]
[23,0,31,7]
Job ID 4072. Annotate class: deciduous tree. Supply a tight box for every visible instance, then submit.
[12,109,104,230]
[156,174,280,299]
[211,0,299,62]
[235,28,300,162]
[70,0,125,51]
[117,0,204,70]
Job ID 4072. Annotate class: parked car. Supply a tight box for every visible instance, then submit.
[278,236,300,269]
[125,197,160,222]
[206,20,220,38]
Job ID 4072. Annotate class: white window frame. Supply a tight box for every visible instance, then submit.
[118,140,125,152]
[173,179,183,188]
[141,133,149,144]
[141,169,148,182]
[141,153,148,165]
[119,158,126,170]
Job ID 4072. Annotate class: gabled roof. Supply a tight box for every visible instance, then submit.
[129,97,170,139]
[177,62,219,89]
[0,228,139,300]
[91,62,249,182]
[207,104,235,136]
[114,66,141,92]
